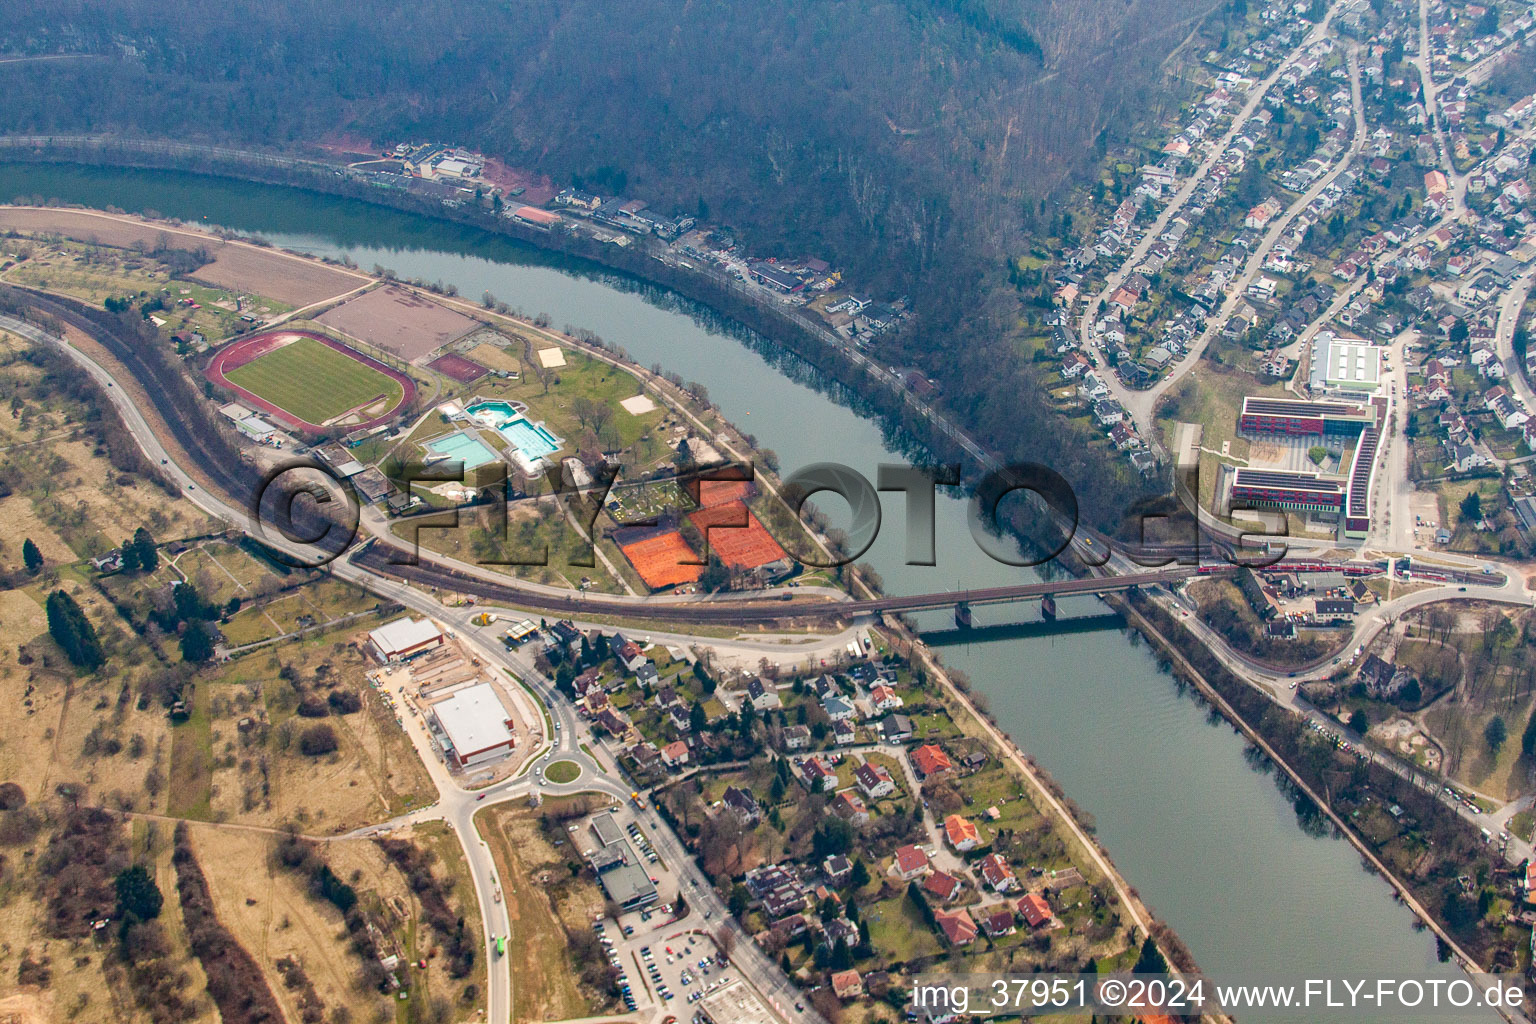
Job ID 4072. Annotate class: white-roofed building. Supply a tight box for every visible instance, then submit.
[1309,332,1381,395]
[235,414,279,443]
[430,683,515,767]
[368,616,444,662]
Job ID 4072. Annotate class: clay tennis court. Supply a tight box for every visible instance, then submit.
[206,329,414,432]
[688,500,788,570]
[427,352,490,383]
[616,528,704,590]
[693,478,752,508]
[0,207,362,305]
[316,285,478,361]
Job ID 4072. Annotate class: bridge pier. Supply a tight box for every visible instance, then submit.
[1040,594,1058,621]
[954,601,973,629]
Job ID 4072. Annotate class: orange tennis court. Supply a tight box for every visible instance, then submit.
[688,501,787,570]
[617,529,704,590]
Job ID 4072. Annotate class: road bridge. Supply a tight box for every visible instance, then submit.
[353,538,1225,625]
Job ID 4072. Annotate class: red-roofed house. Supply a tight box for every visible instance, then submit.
[853,761,896,799]
[830,970,863,1000]
[979,907,1017,938]
[1018,892,1053,928]
[801,756,838,792]
[870,684,903,711]
[910,744,953,779]
[944,814,981,852]
[977,853,1019,892]
[660,740,690,768]
[832,791,870,825]
[893,844,930,880]
[934,908,978,946]
[924,870,963,903]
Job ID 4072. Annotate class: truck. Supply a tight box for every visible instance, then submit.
[471,612,499,626]
[495,936,507,956]
[631,791,648,811]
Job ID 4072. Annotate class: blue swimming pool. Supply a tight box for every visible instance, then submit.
[426,430,500,469]
[464,400,561,461]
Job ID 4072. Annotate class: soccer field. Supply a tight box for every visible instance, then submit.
[224,337,404,426]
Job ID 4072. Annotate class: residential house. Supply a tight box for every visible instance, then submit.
[977,853,1019,892]
[660,740,690,768]
[881,714,914,743]
[924,870,963,903]
[934,908,978,946]
[1358,654,1411,698]
[893,844,930,880]
[782,724,812,751]
[910,744,953,779]
[823,859,860,890]
[979,907,1018,938]
[822,695,856,722]
[943,814,982,852]
[1018,892,1054,928]
[800,756,838,792]
[870,684,903,711]
[723,786,762,825]
[614,636,647,672]
[830,970,863,1001]
[854,761,896,799]
[550,620,583,657]
[833,791,870,824]
[746,677,783,710]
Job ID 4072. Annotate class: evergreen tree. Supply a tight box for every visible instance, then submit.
[45,590,104,670]
[131,528,158,572]
[1485,715,1507,754]
[1133,937,1168,974]
[21,538,43,575]
[1521,709,1536,759]
[114,864,164,921]
[119,537,141,573]
[180,620,215,663]
[690,701,707,734]
[849,858,870,890]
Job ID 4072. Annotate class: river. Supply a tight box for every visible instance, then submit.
[0,163,1489,1020]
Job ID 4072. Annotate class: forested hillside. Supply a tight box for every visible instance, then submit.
[0,0,1216,525]
[2,0,1204,282]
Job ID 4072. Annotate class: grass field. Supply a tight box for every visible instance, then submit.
[225,336,403,425]
[544,759,581,783]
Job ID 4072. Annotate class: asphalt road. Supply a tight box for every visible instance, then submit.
[5,309,821,1024]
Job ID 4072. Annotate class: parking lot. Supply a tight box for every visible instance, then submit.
[578,811,734,1013]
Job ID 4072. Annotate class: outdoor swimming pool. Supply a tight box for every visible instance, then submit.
[464,400,561,461]
[426,430,500,469]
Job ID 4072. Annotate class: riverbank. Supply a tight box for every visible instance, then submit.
[0,161,1496,1021]
[0,197,1195,994]
[1118,590,1530,992]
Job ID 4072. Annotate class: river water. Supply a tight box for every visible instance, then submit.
[1,164,1488,1020]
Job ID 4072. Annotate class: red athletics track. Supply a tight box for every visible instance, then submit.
[204,329,416,433]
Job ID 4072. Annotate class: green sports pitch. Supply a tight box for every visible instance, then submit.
[224,337,404,426]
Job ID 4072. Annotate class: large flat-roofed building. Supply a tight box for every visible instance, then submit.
[1239,396,1376,438]
[1230,468,1345,515]
[1309,333,1382,395]
[589,837,658,911]
[590,813,625,848]
[698,981,776,1024]
[368,616,445,662]
[1343,405,1386,539]
[429,683,515,768]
